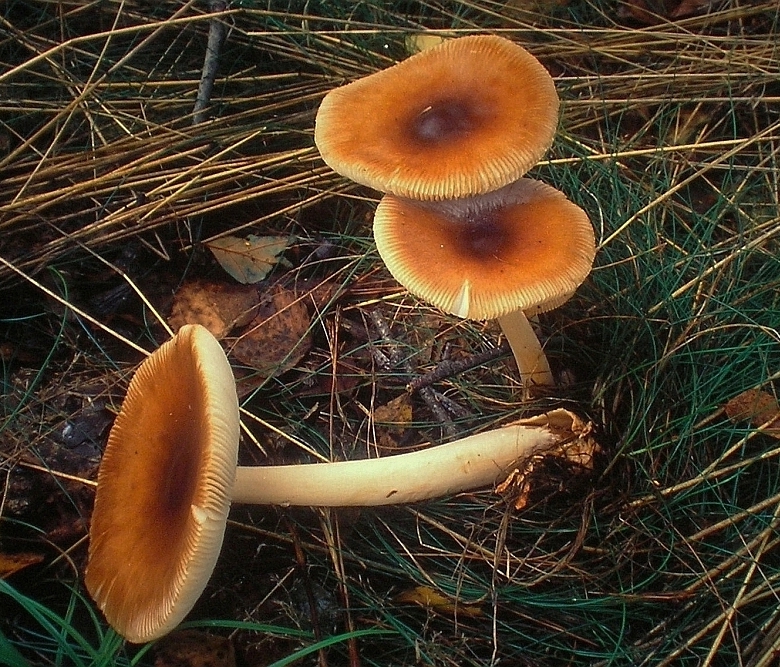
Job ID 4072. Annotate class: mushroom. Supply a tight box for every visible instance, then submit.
[372,178,596,391]
[86,324,589,642]
[86,324,239,644]
[314,34,559,201]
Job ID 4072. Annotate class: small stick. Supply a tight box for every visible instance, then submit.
[407,341,510,393]
[285,518,329,667]
[192,1,228,125]
[369,310,458,435]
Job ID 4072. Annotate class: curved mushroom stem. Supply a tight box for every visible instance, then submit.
[231,410,574,506]
[497,309,555,392]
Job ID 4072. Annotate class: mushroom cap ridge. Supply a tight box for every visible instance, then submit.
[315,34,560,201]
[373,178,596,321]
[85,324,240,643]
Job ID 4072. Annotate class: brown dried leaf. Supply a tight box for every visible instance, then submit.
[374,393,413,428]
[374,393,413,450]
[670,0,714,18]
[231,286,312,380]
[396,585,483,617]
[288,276,339,312]
[169,280,259,339]
[617,0,711,23]
[724,389,780,438]
[154,629,235,667]
[0,552,44,579]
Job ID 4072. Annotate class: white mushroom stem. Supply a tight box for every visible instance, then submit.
[497,309,555,390]
[232,409,579,506]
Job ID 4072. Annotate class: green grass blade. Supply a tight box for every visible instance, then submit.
[267,629,397,667]
[0,580,99,666]
[0,627,30,667]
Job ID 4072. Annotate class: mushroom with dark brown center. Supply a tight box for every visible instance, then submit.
[372,178,596,392]
[86,324,591,642]
[86,324,239,644]
[314,34,559,201]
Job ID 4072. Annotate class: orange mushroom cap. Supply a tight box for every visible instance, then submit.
[85,324,240,643]
[314,35,559,201]
[373,178,596,321]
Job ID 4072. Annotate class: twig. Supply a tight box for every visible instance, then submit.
[407,341,510,393]
[192,1,228,125]
[368,310,459,436]
[745,607,780,667]
[318,511,362,667]
[284,517,329,667]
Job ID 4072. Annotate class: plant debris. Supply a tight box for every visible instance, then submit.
[1,1,779,665]
[154,630,235,667]
[495,414,600,510]
[724,388,780,438]
[373,393,414,449]
[396,585,483,618]
[206,235,292,285]
[0,552,44,579]
[169,280,259,339]
[231,285,313,381]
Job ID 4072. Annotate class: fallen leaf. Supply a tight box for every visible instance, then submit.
[724,389,780,438]
[375,393,413,427]
[288,276,340,313]
[617,0,677,23]
[396,585,483,617]
[169,280,259,339]
[291,351,366,399]
[616,0,711,22]
[405,32,449,55]
[0,552,44,579]
[206,235,291,284]
[231,285,312,380]
[154,629,235,667]
[670,0,714,18]
[374,393,413,450]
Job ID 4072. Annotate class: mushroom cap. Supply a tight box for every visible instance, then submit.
[85,324,240,643]
[314,34,559,201]
[373,178,596,320]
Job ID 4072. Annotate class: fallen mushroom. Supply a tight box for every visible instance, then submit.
[314,34,559,200]
[372,178,596,391]
[86,324,592,642]
[86,324,239,644]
